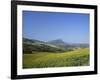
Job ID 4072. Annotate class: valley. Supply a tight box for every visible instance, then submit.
[23,38,89,68]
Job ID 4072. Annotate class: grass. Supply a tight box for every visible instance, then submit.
[23,48,89,68]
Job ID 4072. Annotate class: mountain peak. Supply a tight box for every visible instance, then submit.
[51,39,64,42]
[48,39,67,45]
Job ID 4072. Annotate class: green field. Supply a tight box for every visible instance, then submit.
[23,48,89,68]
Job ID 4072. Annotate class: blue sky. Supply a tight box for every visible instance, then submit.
[23,11,90,44]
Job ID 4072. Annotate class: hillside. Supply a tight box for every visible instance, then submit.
[23,38,65,53]
[48,39,75,50]
[48,39,89,50]
[23,48,89,68]
[23,38,89,53]
[48,39,67,45]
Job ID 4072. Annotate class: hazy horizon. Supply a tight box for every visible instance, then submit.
[23,11,90,44]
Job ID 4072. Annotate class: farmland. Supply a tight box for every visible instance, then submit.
[23,48,89,68]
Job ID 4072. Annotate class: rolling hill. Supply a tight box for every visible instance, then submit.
[23,38,65,53]
[23,48,89,68]
[23,38,90,68]
[23,38,89,53]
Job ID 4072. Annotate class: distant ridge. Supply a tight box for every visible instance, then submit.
[23,37,89,53]
[47,39,68,46]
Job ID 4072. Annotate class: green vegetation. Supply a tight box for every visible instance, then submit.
[23,38,66,53]
[23,38,89,68]
[23,48,89,68]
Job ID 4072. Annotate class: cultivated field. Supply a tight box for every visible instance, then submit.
[23,48,89,68]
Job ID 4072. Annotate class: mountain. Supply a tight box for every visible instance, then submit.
[47,39,89,47]
[23,38,65,53]
[23,38,89,54]
[48,39,67,46]
[47,39,75,50]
